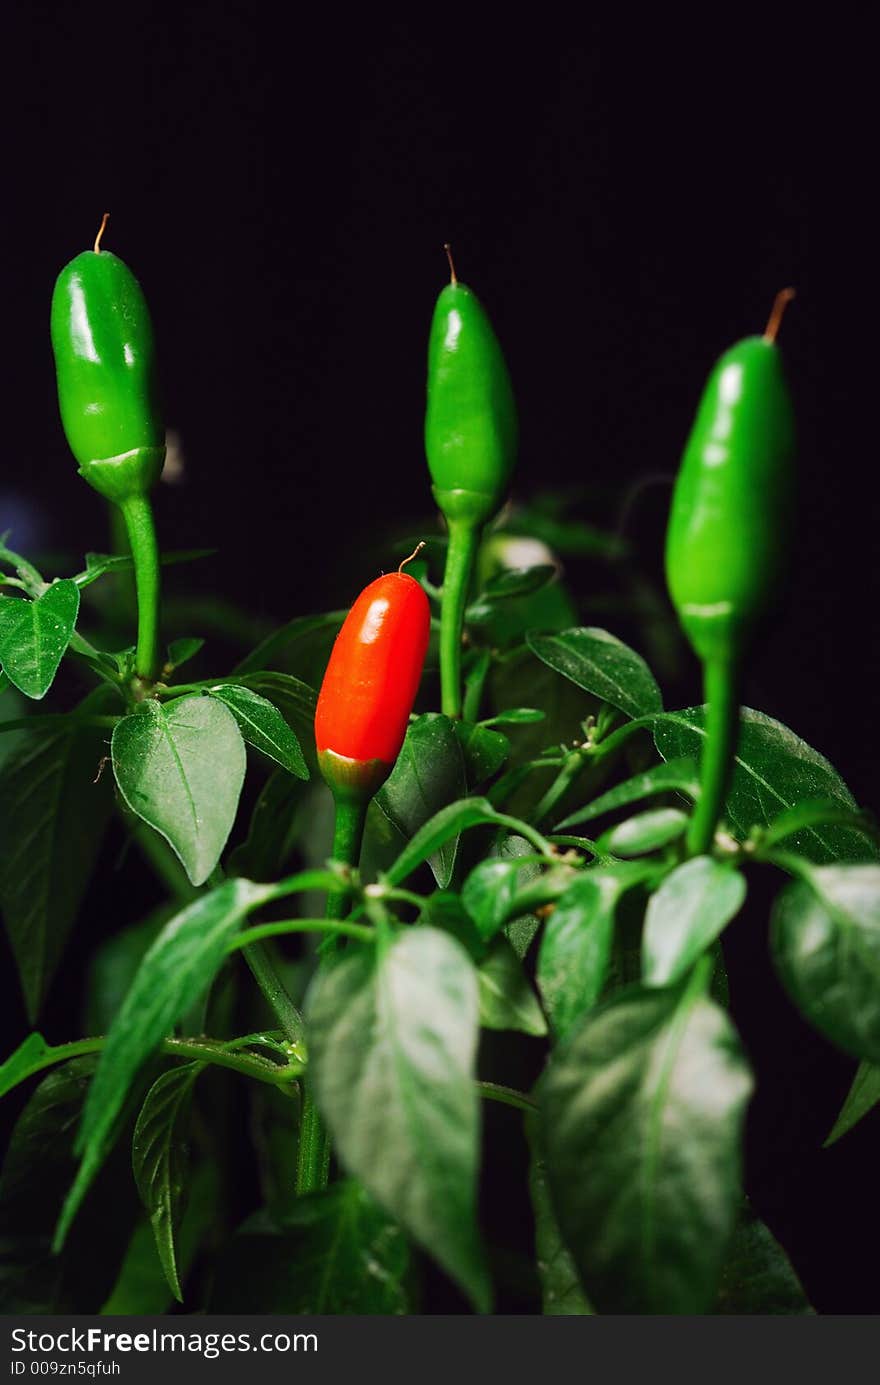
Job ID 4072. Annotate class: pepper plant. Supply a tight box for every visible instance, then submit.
[1,227,877,1317]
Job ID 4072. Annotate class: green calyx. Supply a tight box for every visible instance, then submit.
[51,246,164,502]
[425,280,518,528]
[318,748,392,804]
[665,334,795,665]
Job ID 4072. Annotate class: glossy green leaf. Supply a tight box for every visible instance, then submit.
[538,865,650,1037]
[383,796,546,889]
[482,707,545,726]
[478,938,547,1036]
[558,758,700,831]
[112,695,246,886]
[480,565,556,600]
[208,684,308,779]
[716,1203,812,1313]
[540,975,753,1313]
[83,909,170,1035]
[0,580,79,699]
[528,1140,592,1315]
[643,857,746,987]
[760,798,876,852]
[101,1163,218,1314]
[0,714,112,1019]
[234,610,346,678]
[306,927,488,1310]
[210,1183,410,1313]
[526,627,662,720]
[498,834,548,958]
[234,672,318,770]
[824,1061,880,1146]
[454,720,510,788]
[376,715,467,888]
[132,1063,203,1301]
[654,707,875,864]
[58,878,272,1247]
[471,580,577,649]
[771,863,880,1061]
[600,808,688,857]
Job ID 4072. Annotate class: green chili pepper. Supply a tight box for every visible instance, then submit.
[50,214,165,505]
[50,217,164,683]
[426,247,518,718]
[666,289,797,855]
[665,289,796,666]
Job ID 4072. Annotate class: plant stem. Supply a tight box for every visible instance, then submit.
[533,751,586,826]
[119,493,161,681]
[242,941,307,1045]
[440,518,480,719]
[477,1081,538,1114]
[295,793,368,1197]
[234,918,376,951]
[686,658,739,857]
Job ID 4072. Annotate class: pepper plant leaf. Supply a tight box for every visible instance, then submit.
[306,926,489,1311]
[539,975,753,1314]
[0,711,113,1019]
[0,579,79,699]
[57,878,273,1249]
[771,863,880,1062]
[454,720,510,788]
[112,695,247,886]
[208,684,308,779]
[558,757,700,831]
[528,1136,592,1315]
[537,863,652,1038]
[210,1183,410,1313]
[599,807,688,857]
[824,1060,880,1146]
[375,713,467,888]
[716,1202,812,1313]
[132,1062,203,1302]
[478,938,547,1036]
[642,857,747,987]
[233,671,318,770]
[526,627,663,720]
[653,706,877,863]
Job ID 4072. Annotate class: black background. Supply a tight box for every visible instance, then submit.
[2,8,878,1313]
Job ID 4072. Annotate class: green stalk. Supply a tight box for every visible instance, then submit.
[119,493,161,682]
[686,658,739,856]
[242,942,306,1046]
[440,518,480,719]
[533,751,585,827]
[295,794,368,1196]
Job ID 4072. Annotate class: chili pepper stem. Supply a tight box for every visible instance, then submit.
[295,793,368,1197]
[440,517,480,719]
[686,658,740,856]
[119,492,162,683]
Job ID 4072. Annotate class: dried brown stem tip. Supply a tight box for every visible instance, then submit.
[443,243,458,285]
[763,287,796,344]
[94,212,110,254]
[398,541,426,573]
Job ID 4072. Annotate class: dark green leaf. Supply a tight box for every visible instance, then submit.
[600,808,688,857]
[771,863,880,1061]
[540,975,753,1313]
[498,834,548,959]
[480,565,556,600]
[211,1183,410,1313]
[132,1063,202,1301]
[384,796,544,889]
[306,926,488,1310]
[84,908,170,1034]
[0,712,112,1018]
[208,684,308,779]
[462,855,569,944]
[454,720,510,788]
[58,878,272,1247]
[716,1202,812,1313]
[643,857,746,987]
[654,707,875,864]
[227,769,309,881]
[824,1061,880,1146]
[538,865,650,1037]
[478,939,547,1036]
[482,707,545,726]
[760,797,876,852]
[0,580,79,699]
[526,627,662,720]
[77,549,215,588]
[528,1138,592,1315]
[471,580,578,649]
[236,671,318,770]
[164,637,204,671]
[375,714,467,888]
[558,758,700,830]
[234,611,345,678]
[112,695,246,886]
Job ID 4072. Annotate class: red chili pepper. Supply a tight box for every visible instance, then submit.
[315,559,431,802]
